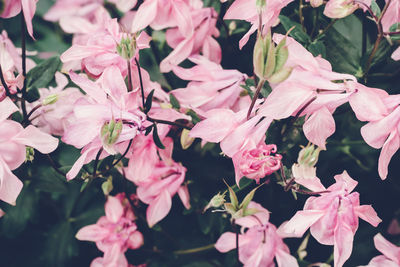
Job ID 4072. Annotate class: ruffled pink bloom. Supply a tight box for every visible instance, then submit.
[160,7,221,72]
[131,0,195,37]
[223,0,294,48]
[0,0,38,38]
[0,97,59,205]
[349,82,400,179]
[27,72,83,136]
[171,55,247,112]
[76,194,144,267]
[62,67,146,180]
[360,233,400,267]
[190,110,273,158]
[133,138,190,227]
[232,144,282,185]
[60,15,150,77]
[258,34,356,149]
[279,171,381,267]
[215,202,298,267]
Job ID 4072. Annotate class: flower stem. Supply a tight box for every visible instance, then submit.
[173,243,215,255]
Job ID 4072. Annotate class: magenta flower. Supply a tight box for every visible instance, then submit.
[232,144,282,185]
[215,202,298,267]
[76,194,144,267]
[279,171,381,267]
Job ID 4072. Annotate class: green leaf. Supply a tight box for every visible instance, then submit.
[169,93,181,109]
[239,183,264,211]
[307,40,326,57]
[24,86,40,103]
[152,124,166,149]
[145,125,154,136]
[279,15,310,44]
[144,89,155,113]
[42,222,79,267]
[370,0,381,17]
[223,180,238,209]
[389,23,400,41]
[186,109,201,124]
[260,80,272,98]
[26,57,61,92]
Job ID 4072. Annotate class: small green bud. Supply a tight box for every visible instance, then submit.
[203,191,226,213]
[101,119,123,155]
[101,177,113,195]
[298,144,321,167]
[42,94,59,106]
[180,129,195,150]
[117,35,137,60]
[25,147,35,162]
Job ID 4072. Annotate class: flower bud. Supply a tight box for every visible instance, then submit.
[42,93,58,106]
[253,32,290,82]
[100,119,123,155]
[117,35,137,60]
[323,0,357,19]
[298,144,321,167]
[25,146,34,162]
[308,0,323,8]
[102,177,113,196]
[180,128,195,150]
[203,192,226,212]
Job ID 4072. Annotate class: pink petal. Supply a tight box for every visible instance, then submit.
[12,125,58,154]
[373,233,400,264]
[349,84,388,121]
[160,36,195,73]
[378,130,400,180]
[105,196,124,223]
[21,0,38,39]
[0,159,23,205]
[69,71,107,103]
[278,210,325,238]
[333,170,358,193]
[131,0,158,33]
[75,224,110,242]
[303,107,335,150]
[354,205,382,227]
[146,190,172,228]
[275,249,299,267]
[215,232,236,253]
[177,185,191,210]
[333,222,354,267]
[0,97,19,122]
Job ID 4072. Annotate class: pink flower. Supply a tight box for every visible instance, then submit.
[0,0,38,38]
[76,194,144,267]
[160,7,221,72]
[279,171,381,267]
[132,138,190,227]
[232,144,282,185]
[360,233,400,267]
[215,202,298,267]
[62,67,146,180]
[27,72,83,136]
[381,0,400,32]
[44,0,103,22]
[0,97,59,205]
[171,55,247,112]
[223,0,294,48]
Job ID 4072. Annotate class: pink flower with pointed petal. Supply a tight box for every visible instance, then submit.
[223,0,294,48]
[0,0,38,38]
[160,7,221,72]
[171,55,247,112]
[76,194,143,267]
[0,97,59,205]
[359,233,400,267]
[381,0,400,32]
[279,171,381,267]
[215,202,299,267]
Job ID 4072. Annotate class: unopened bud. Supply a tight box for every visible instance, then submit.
[42,94,58,106]
[180,129,195,150]
[25,147,34,162]
[117,35,137,60]
[256,0,266,13]
[100,119,123,155]
[323,0,357,19]
[298,144,321,167]
[102,177,113,195]
[203,192,226,213]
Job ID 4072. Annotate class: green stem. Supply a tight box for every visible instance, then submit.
[173,244,215,255]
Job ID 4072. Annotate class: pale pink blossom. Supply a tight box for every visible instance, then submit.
[171,55,247,112]
[232,143,282,185]
[359,233,400,267]
[381,0,400,32]
[133,138,190,227]
[0,97,59,205]
[160,7,221,72]
[44,0,103,22]
[62,67,145,180]
[215,202,298,267]
[27,72,83,136]
[76,194,143,267]
[0,0,38,38]
[223,0,294,48]
[279,171,381,267]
